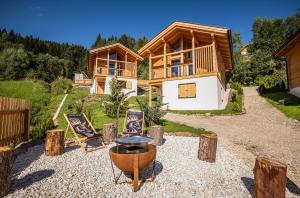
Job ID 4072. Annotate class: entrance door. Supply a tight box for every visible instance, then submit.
[97,82,104,94]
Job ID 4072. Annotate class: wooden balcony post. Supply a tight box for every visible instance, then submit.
[192,31,195,75]
[135,60,138,78]
[180,35,184,76]
[163,38,167,78]
[149,52,152,80]
[149,85,152,107]
[107,49,110,75]
[211,34,217,72]
[125,53,128,77]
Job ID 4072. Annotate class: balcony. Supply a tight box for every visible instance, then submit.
[94,59,137,78]
[150,44,226,87]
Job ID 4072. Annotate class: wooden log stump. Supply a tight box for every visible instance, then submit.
[148,125,164,146]
[103,123,117,144]
[198,132,217,163]
[45,129,65,156]
[0,147,13,197]
[254,157,287,198]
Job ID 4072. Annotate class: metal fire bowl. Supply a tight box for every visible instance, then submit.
[109,144,156,173]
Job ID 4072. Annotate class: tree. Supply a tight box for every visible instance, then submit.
[91,33,106,49]
[285,11,300,38]
[0,48,29,80]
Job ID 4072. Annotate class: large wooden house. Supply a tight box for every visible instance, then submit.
[138,21,233,110]
[274,30,300,98]
[88,43,143,96]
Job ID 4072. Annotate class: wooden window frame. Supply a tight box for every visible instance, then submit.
[178,83,196,99]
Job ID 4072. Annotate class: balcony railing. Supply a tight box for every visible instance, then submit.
[94,59,136,78]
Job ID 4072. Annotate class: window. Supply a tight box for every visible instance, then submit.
[109,52,117,60]
[109,64,115,75]
[178,83,196,98]
[171,41,181,52]
[171,59,181,77]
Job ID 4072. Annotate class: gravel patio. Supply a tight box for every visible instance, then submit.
[5,136,261,197]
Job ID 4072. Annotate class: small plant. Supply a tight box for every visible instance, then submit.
[30,116,55,140]
[102,78,129,118]
[231,91,237,102]
[51,79,73,95]
[230,82,243,95]
[68,98,85,114]
[136,98,166,127]
[232,101,242,112]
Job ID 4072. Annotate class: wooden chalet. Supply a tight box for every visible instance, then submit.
[138,21,233,110]
[88,43,143,96]
[274,30,300,98]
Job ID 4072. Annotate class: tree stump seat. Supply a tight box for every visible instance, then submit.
[0,146,13,197]
[198,132,217,163]
[45,129,65,156]
[148,125,164,146]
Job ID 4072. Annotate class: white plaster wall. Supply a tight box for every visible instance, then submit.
[104,76,137,97]
[290,86,300,98]
[162,76,224,110]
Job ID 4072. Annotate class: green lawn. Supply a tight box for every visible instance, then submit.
[262,91,300,121]
[55,88,206,138]
[168,91,243,115]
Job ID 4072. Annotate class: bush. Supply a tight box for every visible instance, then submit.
[68,98,85,114]
[232,101,242,112]
[51,79,73,95]
[102,78,129,117]
[136,98,166,127]
[231,91,238,102]
[230,82,243,95]
[30,116,55,140]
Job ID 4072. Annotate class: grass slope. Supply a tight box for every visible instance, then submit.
[262,91,300,121]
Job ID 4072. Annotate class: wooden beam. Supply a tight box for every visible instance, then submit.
[192,31,196,75]
[107,50,110,75]
[180,34,184,75]
[211,34,217,72]
[125,53,128,77]
[149,52,152,80]
[149,85,152,107]
[163,38,167,78]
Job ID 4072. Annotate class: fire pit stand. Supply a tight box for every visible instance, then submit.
[109,136,156,192]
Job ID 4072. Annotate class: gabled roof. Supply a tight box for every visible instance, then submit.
[274,30,300,57]
[138,21,233,70]
[89,43,143,61]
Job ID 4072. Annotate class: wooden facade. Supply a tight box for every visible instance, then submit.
[274,31,300,93]
[88,43,143,94]
[138,22,233,106]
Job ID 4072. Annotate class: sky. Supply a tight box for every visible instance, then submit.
[0,0,299,49]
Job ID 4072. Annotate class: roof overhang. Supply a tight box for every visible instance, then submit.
[274,30,300,58]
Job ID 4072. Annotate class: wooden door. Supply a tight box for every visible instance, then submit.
[97,82,104,94]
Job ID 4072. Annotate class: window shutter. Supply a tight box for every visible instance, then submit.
[178,83,196,98]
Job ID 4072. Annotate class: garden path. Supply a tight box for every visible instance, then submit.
[165,87,300,189]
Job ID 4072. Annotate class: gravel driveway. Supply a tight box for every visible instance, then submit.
[165,87,300,192]
[7,136,257,197]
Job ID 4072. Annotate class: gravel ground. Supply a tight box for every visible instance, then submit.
[4,136,265,198]
[164,87,300,195]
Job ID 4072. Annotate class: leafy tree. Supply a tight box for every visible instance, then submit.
[102,78,129,117]
[285,10,300,38]
[0,48,29,80]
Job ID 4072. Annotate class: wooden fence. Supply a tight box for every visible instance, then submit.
[0,97,30,146]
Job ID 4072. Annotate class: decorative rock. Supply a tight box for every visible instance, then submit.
[254,156,287,198]
[102,123,117,144]
[148,125,164,146]
[45,129,65,156]
[198,132,217,163]
[0,146,13,197]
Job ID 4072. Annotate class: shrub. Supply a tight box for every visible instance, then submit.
[230,82,243,95]
[68,98,85,114]
[51,79,73,95]
[30,116,55,140]
[102,78,129,117]
[232,101,242,112]
[231,91,237,102]
[136,98,166,127]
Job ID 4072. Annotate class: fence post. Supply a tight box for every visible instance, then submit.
[23,109,30,141]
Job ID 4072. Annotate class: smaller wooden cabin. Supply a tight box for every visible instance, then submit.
[88,43,143,96]
[274,30,300,98]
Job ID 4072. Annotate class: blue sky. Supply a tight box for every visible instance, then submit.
[0,0,299,48]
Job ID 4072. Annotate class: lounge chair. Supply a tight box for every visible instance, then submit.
[64,113,105,152]
[122,109,144,136]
